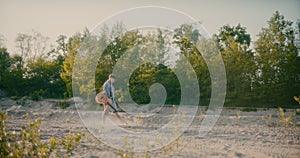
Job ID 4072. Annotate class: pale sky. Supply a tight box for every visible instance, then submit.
[0,0,299,53]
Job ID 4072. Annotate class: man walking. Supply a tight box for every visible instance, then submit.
[95,74,127,125]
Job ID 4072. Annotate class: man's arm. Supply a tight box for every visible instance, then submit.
[103,81,111,98]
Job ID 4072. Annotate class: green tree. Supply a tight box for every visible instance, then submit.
[3,31,66,98]
[214,24,255,106]
[0,48,11,86]
[214,24,251,51]
[173,24,211,105]
[95,28,143,94]
[129,63,180,104]
[1,54,25,96]
[26,57,66,99]
[60,32,87,97]
[254,11,299,106]
[0,40,65,98]
[173,24,201,58]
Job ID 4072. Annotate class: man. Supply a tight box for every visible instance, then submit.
[95,74,126,125]
[103,74,118,111]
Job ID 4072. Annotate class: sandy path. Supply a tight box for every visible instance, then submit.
[2,102,300,158]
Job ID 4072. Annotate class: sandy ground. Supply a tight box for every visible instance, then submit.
[1,98,300,158]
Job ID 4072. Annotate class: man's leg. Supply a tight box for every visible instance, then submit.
[102,105,109,123]
[113,112,124,124]
[107,99,127,125]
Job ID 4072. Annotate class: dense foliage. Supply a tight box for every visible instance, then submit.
[0,11,299,107]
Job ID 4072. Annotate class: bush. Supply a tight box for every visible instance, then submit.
[29,89,46,101]
[261,96,300,127]
[59,100,70,109]
[0,108,82,157]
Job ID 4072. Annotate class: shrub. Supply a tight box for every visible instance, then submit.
[0,108,82,157]
[278,107,296,127]
[59,100,70,109]
[29,89,46,101]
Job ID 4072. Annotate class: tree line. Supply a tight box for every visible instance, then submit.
[0,11,299,108]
